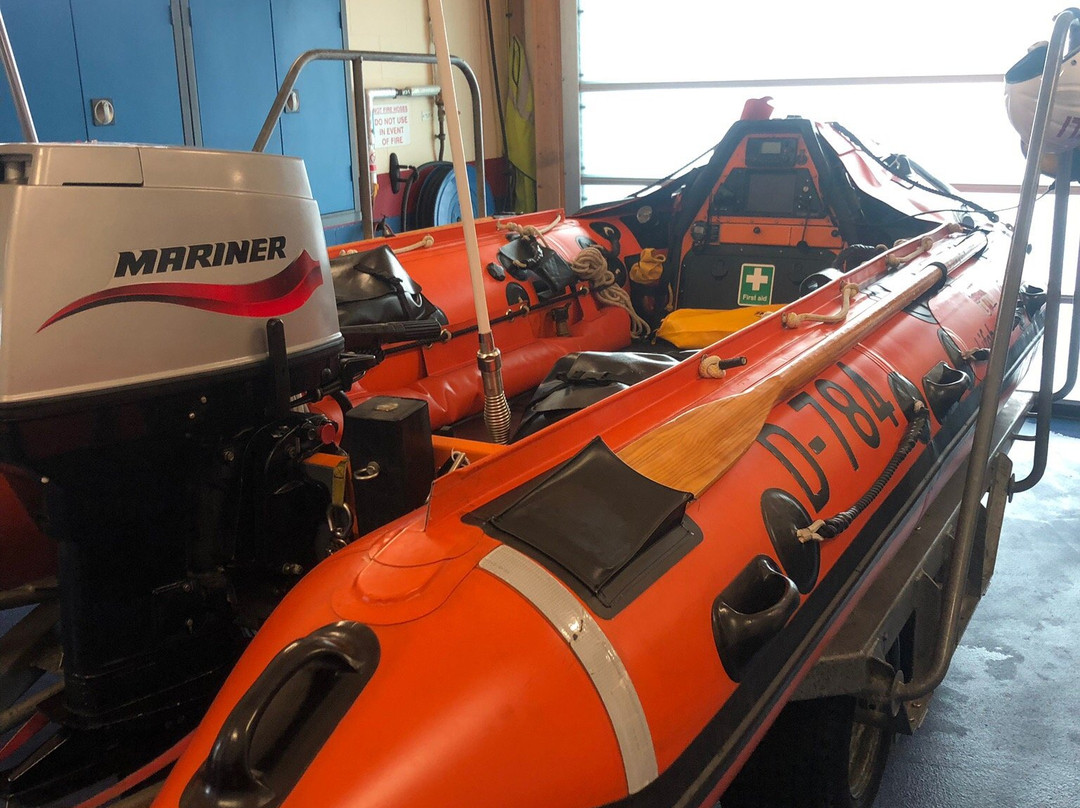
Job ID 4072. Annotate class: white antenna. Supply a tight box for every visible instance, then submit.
[428,0,511,443]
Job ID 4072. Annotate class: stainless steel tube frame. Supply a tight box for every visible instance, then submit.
[1013,155,1070,492]
[253,49,486,240]
[1051,238,1080,400]
[882,8,1079,703]
[0,7,37,143]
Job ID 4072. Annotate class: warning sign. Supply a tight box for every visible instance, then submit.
[372,103,411,148]
[738,263,775,306]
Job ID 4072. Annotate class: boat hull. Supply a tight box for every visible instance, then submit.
[157,220,1038,808]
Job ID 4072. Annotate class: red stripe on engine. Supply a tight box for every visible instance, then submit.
[39,251,324,331]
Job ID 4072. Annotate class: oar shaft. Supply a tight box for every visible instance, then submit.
[773,231,985,404]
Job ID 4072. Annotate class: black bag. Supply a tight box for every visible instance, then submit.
[513,351,680,440]
[331,245,446,328]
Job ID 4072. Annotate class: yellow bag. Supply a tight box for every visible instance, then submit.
[656,305,783,349]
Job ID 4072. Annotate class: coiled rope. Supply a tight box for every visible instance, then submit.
[570,246,651,338]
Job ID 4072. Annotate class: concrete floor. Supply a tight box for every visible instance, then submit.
[876,419,1080,807]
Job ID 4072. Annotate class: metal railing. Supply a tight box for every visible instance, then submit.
[0,7,36,143]
[879,7,1080,703]
[254,49,486,240]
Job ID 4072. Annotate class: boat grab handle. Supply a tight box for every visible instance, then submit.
[182,621,380,808]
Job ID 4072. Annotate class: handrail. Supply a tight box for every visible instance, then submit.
[0,7,36,142]
[1051,244,1080,400]
[1013,152,1071,491]
[879,8,1080,703]
[254,49,486,240]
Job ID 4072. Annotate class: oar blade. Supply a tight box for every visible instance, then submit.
[616,377,781,498]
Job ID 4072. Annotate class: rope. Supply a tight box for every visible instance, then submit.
[496,213,563,238]
[699,355,726,378]
[783,282,860,329]
[885,236,935,269]
[571,246,651,339]
[797,402,929,543]
[393,234,435,254]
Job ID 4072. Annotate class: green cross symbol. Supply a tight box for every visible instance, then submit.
[738,263,775,306]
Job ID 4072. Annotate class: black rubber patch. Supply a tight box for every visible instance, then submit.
[471,437,700,616]
[760,488,819,594]
[888,371,927,421]
[505,282,530,307]
[903,300,938,323]
[938,327,966,368]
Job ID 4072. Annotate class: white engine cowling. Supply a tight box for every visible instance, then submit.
[0,143,342,416]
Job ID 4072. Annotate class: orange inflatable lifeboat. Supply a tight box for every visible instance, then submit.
[133,116,1040,808]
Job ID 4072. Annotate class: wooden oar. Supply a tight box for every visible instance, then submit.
[616,232,987,497]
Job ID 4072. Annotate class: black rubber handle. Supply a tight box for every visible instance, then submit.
[340,318,444,344]
[182,621,378,808]
[712,556,800,682]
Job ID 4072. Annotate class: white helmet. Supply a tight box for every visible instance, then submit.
[1005,40,1080,153]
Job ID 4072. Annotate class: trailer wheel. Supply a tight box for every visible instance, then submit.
[721,695,893,808]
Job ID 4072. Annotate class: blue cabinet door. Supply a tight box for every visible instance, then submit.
[0,0,87,142]
[69,0,185,144]
[270,0,353,214]
[188,0,282,153]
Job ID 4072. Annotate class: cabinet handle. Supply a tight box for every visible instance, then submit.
[91,98,115,127]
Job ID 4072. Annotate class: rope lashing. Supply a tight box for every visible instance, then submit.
[797,401,929,543]
[495,216,562,270]
[497,213,563,239]
[699,355,726,378]
[571,246,652,339]
[393,234,435,254]
[339,233,436,257]
[783,282,860,329]
[698,355,747,378]
[885,235,935,270]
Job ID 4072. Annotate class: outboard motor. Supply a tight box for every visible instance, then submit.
[0,144,351,802]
